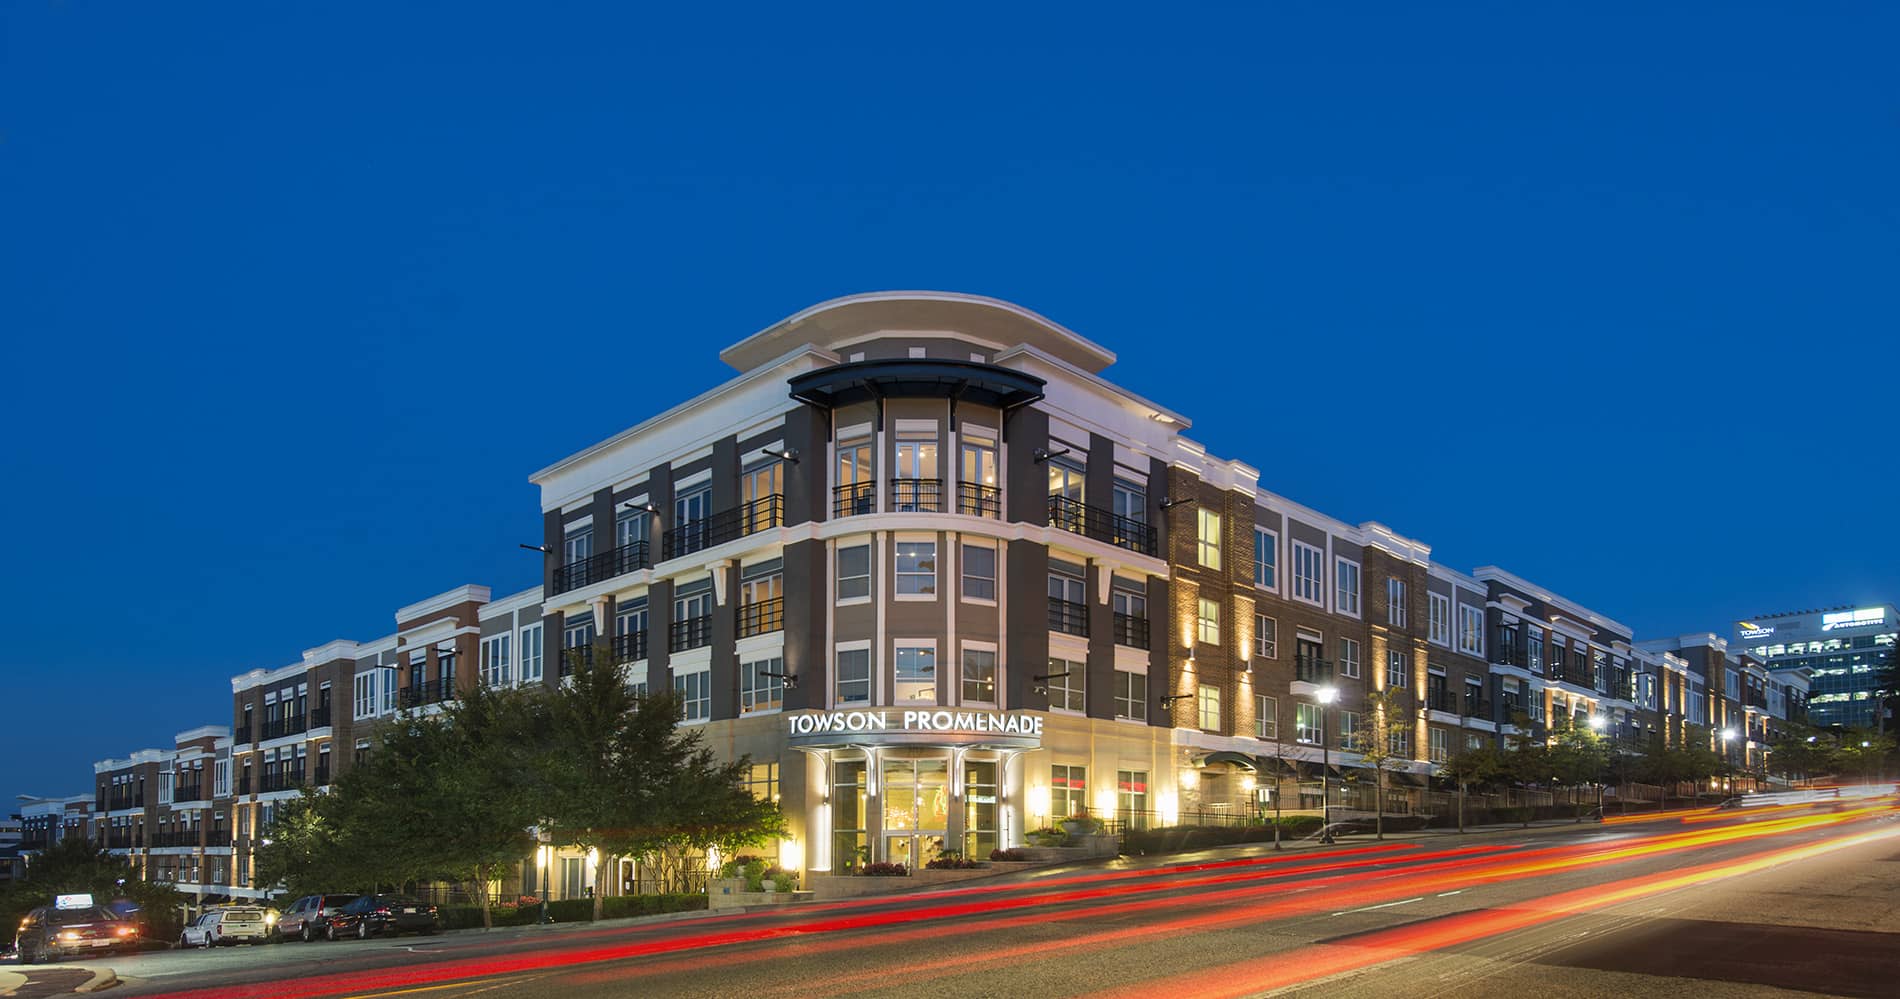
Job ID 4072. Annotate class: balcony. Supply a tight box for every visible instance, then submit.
[739,598,784,638]
[1291,656,1334,695]
[552,540,651,596]
[311,705,332,729]
[1426,688,1458,714]
[258,770,304,793]
[397,678,456,710]
[957,481,1001,518]
[611,631,649,664]
[1046,495,1157,558]
[1048,597,1089,637]
[558,644,594,678]
[314,765,331,787]
[174,783,206,803]
[107,794,138,812]
[150,830,199,849]
[1112,612,1151,650]
[669,615,712,653]
[1490,644,1527,671]
[890,477,945,513]
[662,495,783,560]
[1464,695,1492,719]
[1743,689,1768,709]
[235,775,252,796]
[261,714,308,741]
[1549,662,1595,689]
[833,482,875,518]
[233,725,254,746]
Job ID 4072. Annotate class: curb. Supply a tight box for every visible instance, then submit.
[0,969,26,997]
[75,968,120,993]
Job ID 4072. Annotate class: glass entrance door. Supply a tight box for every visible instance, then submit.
[881,758,949,867]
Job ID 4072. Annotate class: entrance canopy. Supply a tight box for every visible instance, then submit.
[785,708,1043,751]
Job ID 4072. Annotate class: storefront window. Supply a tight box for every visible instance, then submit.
[883,759,949,869]
[833,760,866,872]
[1117,770,1149,829]
[965,761,998,858]
[1051,764,1088,819]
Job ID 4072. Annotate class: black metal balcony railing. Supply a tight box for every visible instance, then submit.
[889,477,944,513]
[1743,689,1768,709]
[234,725,254,746]
[1294,655,1333,685]
[1112,612,1151,650]
[150,830,198,849]
[107,794,138,812]
[106,835,136,850]
[235,775,252,796]
[1046,495,1158,557]
[957,481,1002,518]
[1490,644,1525,670]
[669,615,713,653]
[398,678,456,710]
[259,770,305,794]
[314,765,331,787]
[739,597,784,638]
[311,705,332,728]
[1549,662,1595,688]
[559,644,594,678]
[261,714,308,741]
[833,481,875,518]
[173,783,205,803]
[1048,597,1089,637]
[612,631,648,664]
[552,540,652,595]
[1464,695,1492,719]
[1426,688,1458,713]
[663,495,784,560]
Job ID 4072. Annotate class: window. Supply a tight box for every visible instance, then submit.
[961,647,997,704]
[1256,694,1278,740]
[837,543,871,601]
[1296,703,1322,744]
[1112,479,1146,529]
[894,540,937,597]
[1337,711,1360,751]
[962,543,996,602]
[1197,509,1222,569]
[1388,727,1412,757]
[1457,605,1484,657]
[1116,770,1149,822]
[1338,637,1360,679]
[1528,629,1544,672]
[1336,559,1361,617]
[1429,592,1452,646]
[1255,615,1278,660]
[353,672,377,719]
[1387,649,1408,688]
[1429,727,1451,764]
[959,434,999,516]
[673,668,710,723]
[673,486,712,555]
[894,644,937,703]
[562,524,593,567]
[745,762,779,803]
[380,666,397,713]
[615,506,649,550]
[519,624,543,683]
[1114,670,1147,721]
[1254,528,1277,588]
[1050,764,1087,819]
[1292,542,1324,605]
[835,647,871,705]
[480,634,511,688]
[1047,656,1085,712]
[1197,598,1221,645]
[740,656,785,714]
[1197,684,1221,731]
[1387,578,1407,628]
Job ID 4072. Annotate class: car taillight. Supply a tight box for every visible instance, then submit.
[375,908,391,916]
[116,927,136,937]
[58,931,79,941]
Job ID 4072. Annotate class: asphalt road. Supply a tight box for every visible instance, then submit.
[16,801,1900,999]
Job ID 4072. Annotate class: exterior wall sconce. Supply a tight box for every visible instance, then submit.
[1032,446,1071,464]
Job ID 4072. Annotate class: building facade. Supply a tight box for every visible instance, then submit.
[1733,606,1893,731]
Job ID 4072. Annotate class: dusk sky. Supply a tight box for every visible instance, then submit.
[2,3,1895,807]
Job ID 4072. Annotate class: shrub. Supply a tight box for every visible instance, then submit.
[761,866,799,891]
[859,862,909,877]
[924,852,981,870]
[989,848,1030,861]
[1061,815,1107,834]
[436,894,706,930]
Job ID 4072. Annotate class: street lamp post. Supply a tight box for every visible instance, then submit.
[1272,695,1285,851]
[1720,728,1738,801]
[1317,685,1340,845]
[1588,714,1607,819]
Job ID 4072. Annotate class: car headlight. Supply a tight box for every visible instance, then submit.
[264,913,277,925]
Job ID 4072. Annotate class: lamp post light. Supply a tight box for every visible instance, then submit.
[1862,740,1874,786]
[1587,715,1607,819]
[1720,728,1738,799]
[1317,685,1340,844]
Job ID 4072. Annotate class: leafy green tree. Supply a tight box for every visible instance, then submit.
[1438,745,1504,832]
[1343,689,1412,839]
[251,793,354,900]
[0,837,185,941]
[1548,720,1611,819]
[435,681,541,928]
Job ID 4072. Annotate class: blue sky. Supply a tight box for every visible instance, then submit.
[2,2,1895,806]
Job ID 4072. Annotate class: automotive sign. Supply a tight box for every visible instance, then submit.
[55,893,94,910]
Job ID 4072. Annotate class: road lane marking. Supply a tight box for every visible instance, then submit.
[1331,897,1423,916]
[1436,890,1463,897]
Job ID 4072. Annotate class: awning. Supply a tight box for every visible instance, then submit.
[1383,770,1431,789]
[1197,750,1259,771]
[787,358,1046,410]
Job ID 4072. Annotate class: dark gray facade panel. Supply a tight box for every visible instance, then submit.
[1004,537,1051,709]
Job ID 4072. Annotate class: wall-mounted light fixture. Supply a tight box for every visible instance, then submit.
[760,670,799,690]
[1159,693,1194,708]
[1031,670,1070,695]
[759,447,800,464]
[1032,446,1071,464]
[1158,496,1198,511]
[518,544,552,554]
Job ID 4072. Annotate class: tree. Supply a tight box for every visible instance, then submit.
[1343,689,1412,839]
[1438,746,1504,832]
[1547,720,1611,820]
[251,793,354,901]
[0,837,185,941]
[435,681,540,929]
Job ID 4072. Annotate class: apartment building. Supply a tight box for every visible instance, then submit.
[1734,605,1893,731]
[87,728,235,905]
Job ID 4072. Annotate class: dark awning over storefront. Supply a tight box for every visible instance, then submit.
[1197,750,1259,770]
[788,358,1046,410]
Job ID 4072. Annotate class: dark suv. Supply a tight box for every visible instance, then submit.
[14,905,140,963]
[331,895,441,939]
[277,894,361,942]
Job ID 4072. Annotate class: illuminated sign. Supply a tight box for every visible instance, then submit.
[1737,621,1775,639]
[55,893,93,910]
[787,710,1043,738]
[1822,608,1887,631]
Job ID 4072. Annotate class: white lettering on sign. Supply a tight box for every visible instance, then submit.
[1822,608,1887,631]
[787,710,1043,739]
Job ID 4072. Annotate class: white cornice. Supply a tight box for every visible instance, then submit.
[172,725,229,745]
[479,585,545,620]
[1472,566,1632,639]
[395,585,490,624]
[300,640,361,666]
[724,291,1119,374]
[230,660,312,693]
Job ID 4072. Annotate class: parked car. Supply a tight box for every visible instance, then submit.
[178,907,272,948]
[14,905,140,963]
[330,895,441,939]
[277,894,361,943]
